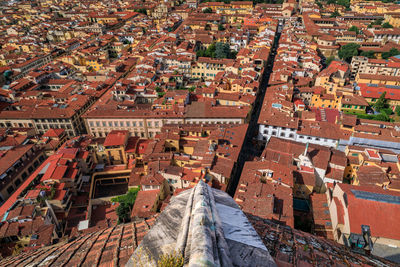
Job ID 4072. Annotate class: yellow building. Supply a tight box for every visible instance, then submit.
[101,130,129,165]
[311,88,342,109]
[191,57,234,80]
[385,14,400,28]
[344,146,391,187]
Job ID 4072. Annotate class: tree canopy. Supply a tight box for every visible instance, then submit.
[327,0,349,7]
[112,187,140,223]
[374,91,387,112]
[330,10,341,18]
[382,48,400,60]
[382,22,393,28]
[348,26,359,34]
[196,42,237,59]
[325,56,335,66]
[360,50,376,59]
[338,43,360,62]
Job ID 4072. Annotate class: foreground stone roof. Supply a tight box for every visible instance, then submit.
[0,218,156,267]
[248,214,394,267]
[0,182,395,267]
[128,180,276,267]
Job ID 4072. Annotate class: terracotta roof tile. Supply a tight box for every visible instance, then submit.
[0,218,156,266]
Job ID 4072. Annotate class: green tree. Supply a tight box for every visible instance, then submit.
[112,188,140,223]
[338,43,360,62]
[123,39,131,45]
[368,18,383,28]
[116,202,131,224]
[205,42,216,57]
[360,50,376,58]
[395,105,400,116]
[203,7,213,13]
[218,23,225,31]
[215,42,230,58]
[374,91,387,112]
[375,113,389,122]
[348,26,359,34]
[330,10,341,18]
[325,56,335,66]
[196,49,205,57]
[382,48,400,59]
[382,22,393,28]
[135,9,147,15]
[337,0,350,7]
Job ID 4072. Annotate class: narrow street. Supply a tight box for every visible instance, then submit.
[227,22,283,196]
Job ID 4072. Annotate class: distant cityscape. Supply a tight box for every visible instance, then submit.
[0,0,400,265]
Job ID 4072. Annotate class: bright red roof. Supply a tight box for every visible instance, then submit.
[338,184,400,240]
[103,130,128,147]
[43,128,65,138]
[359,83,400,101]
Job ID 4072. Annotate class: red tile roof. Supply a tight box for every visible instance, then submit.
[131,190,160,218]
[338,184,400,240]
[0,218,156,267]
[359,83,400,101]
[43,128,65,138]
[103,130,129,147]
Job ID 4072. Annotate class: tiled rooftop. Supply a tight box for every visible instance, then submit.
[0,185,395,267]
[0,217,156,267]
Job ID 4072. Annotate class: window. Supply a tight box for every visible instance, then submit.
[108,121,112,127]
[102,121,106,127]
[89,121,94,127]
[120,121,124,127]
[114,121,118,127]
[7,186,14,194]
[15,179,21,186]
